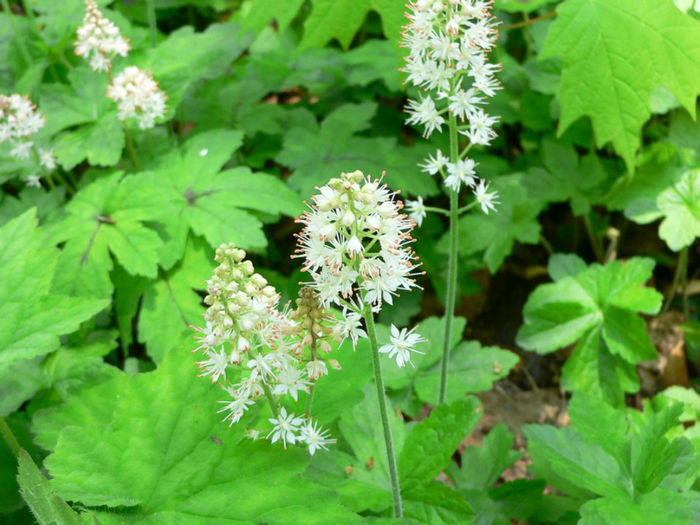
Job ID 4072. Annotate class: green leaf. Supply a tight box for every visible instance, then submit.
[579,489,700,525]
[541,0,700,169]
[300,0,406,52]
[624,165,700,251]
[454,174,545,273]
[276,102,438,199]
[0,210,107,416]
[517,256,662,403]
[17,450,87,525]
[403,481,475,524]
[523,141,609,215]
[414,341,519,404]
[141,129,301,264]
[399,397,481,484]
[51,173,164,299]
[524,424,633,498]
[495,0,556,13]
[453,424,522,491]
[238,0,305,34]
[38,349,360,523]
[137,235,212,363]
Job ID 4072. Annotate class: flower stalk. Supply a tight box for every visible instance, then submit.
[363,301,403,518]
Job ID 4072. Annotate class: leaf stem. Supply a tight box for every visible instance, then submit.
[663,247,689,317]
[145,0,157,47]
[1,0,32,66]
[457,199,478,215]
[502,11,556,31]
[362,302,402,518]
[582,212,604,263]
[540,234,554,256]
[438,112,461,405]
[123,124,140,170]
[0,417,21,458]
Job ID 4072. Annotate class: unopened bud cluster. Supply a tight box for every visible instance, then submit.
[75,0,129,72]
[193,243,335,455]
[402,0,500,214]
[0,94,57,187]
[76,1,167,129]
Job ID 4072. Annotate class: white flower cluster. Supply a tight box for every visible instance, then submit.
[402,0,500,212]
[193,243,336,455]
[75,0,130,72]
[106,66,167,129]
[0,94,57,187]
[295,170,426,367]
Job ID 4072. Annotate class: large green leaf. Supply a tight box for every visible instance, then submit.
[37,349,360,523]
[517,255,662,404]
[452,174,545,273]
[579,490,700,525]
[541,0,700,169]
[525,392,700,512]
[399,397,481,484]
[137,235,212,363]
[276,102,438,199]
[51,172,164,300]
[0,210,107,416]
[140,129,301,267]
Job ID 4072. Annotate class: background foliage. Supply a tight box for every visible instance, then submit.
[0,0,699,523]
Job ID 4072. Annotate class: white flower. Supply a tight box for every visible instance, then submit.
[295,170,421,312]
[0,94,45,145]
[217,392,254,426]
[197,347,229,383]
[10,140,32,160]
[448,87,483,121]
[39,148,57,170]
[75,0,130,72]
[473,178,499,214]
[24,174,42,188]
[460,108,499,146]
[336,309,367,349]
[379,324,426,368]
[107,66,167,129]
[272,366,309,402]
[299,419,335,455]
[406,196,427,226]
[405,96,445,137]
[267,407,304,448]
[305,359,328,380]
[445,158,477,191]
[419,149,448,175]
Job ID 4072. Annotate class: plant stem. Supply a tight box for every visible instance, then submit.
[1,0,32,66]
[664,247,689,316]
[304,339,317,416]
[502,11,556,31]
[0,417,20,458]
[262,381,279,418]
[540,234,554,256]
[582,213,604,263]
[123,124,140,170]
[438,112,460,405]
[424,205,449,216]
[363,303,402,518]
[145,0,157,47]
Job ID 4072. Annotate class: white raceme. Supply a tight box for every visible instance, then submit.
[402,0,501,212]
[75,0,130,72]
[107,66,167,129]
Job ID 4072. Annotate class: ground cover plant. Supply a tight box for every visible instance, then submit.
[1,0,699,523]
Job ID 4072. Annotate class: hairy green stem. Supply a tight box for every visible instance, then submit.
[146,0,157,47]
[424,205,450,216]
[0,417,20,458]
[438,112,460,405]
[363,302,402,518]
[1,0,32,66]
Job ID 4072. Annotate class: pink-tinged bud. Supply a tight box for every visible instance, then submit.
[237,335,250,352]
[328,359,342,371]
